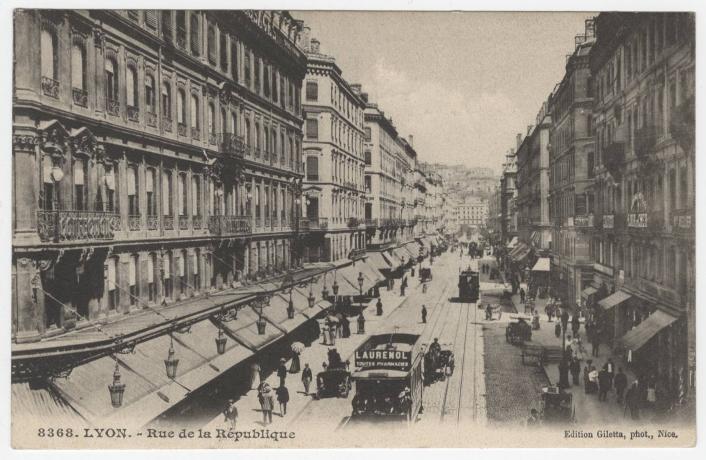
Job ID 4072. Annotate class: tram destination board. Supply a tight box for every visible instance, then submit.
[354,348,412,371]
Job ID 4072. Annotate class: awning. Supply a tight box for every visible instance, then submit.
[382,250,403,269]
[367,251,393,271]
[401,243,418,260]
[51,318,254,426]
[530,231,541,248]
[217,306,284,350]
[392,246,411,264]
[418,238,432,252]
[334,263,368,296]
[263,294,308,333]
[359,258,386,287]
[12,382,85,426]
[581,286,598,301]
[620,310,678,352]
[509,242,530,262]
[506,236,518,249]
[531,257,550,272]
[598,290,632,310]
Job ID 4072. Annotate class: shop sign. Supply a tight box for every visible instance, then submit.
[354,348,412,371]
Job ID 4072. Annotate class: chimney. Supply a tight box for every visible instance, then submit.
[516,133,522,151]
[409,135,414,147]
[299,25,311,51]
[310,37,320,54]
[360,93,369,103]
[350,83,362,95]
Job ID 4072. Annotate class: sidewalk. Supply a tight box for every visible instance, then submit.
[203,253,448,432]
[508,293,656,424]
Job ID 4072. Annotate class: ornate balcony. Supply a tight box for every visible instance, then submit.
[106,98,120,117]
[41,77,59,98]
[128,214,142,231]
[178,215,190,230]
[218,133,246,158]
[671,208,694,234]
[207,215,251,236]
[365,218,378,228]
[127,105,140,122]
[163,215,174,230]
[37,210,121,243]
[264,216,271,228]
[72,87,87,107]
[146,111,157,127]
[347,217,359,228]
[349,248,366,260]
[192,215,202,229]
[297,217,310,232]
[573,214,594,228]
[162,117,173,133]
[147,215,159,230]
[309,217,328,231]
[602,141,626,180]
[177,123,188,137]
[208,132,218,145]
[602,214,614,229]
[254,147,262,158]
[191,127,200,140]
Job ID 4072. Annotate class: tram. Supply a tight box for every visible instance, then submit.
[350,332,424,423]
[459,259,480,302]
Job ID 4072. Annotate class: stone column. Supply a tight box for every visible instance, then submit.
[13,257,43,342]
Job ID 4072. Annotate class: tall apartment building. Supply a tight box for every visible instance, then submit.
[455,198,488,229]
[299,35,367,263]
[588,12,695,401]
[548,20,596,309]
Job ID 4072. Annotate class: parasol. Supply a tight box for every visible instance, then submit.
[326,315,340,323]
[291,342,305,354]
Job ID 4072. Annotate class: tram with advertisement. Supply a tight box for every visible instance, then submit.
[350,332,424,423]
[459,258,480,303]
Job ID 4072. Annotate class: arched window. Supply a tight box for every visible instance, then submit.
[71,43,86,90]
[127,65,138,108]
[230,111,237,135]
[105,57,118,101]
[190,12,200,56]
[207,22,216,64]
[220,108,227,133]
[41,28,58,80]
[190,94,199,130]
[162,82,171,118]
[191,176,201,216]
[245,119,251,147]
[146,168,157,216]
[208,102,216,135]
[145,74,155,113]
[177,88,186,124]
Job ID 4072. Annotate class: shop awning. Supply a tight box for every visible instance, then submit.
[359,258,386,286]
[530,231,541,248]
[509,242,530,262]
[263,294,309,333]
[620,310,678,352]
[531,257,550,272]
[367,251,393,271]
[382,250,403,269]
[418,238,432,252]
[598,290,632,310]
[334,263,369,296]
[12,382,85,426]
[581,286,598,301]
[404,242,422,259]
[392,246,411,264]
[507,236,518,249]
[217,306,284,351]
[51,318,254,426]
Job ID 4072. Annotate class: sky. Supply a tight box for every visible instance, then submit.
[292,11,595,175]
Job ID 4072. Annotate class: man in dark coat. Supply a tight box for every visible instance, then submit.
[341,315,351,338]
[570,357,581,386]
[598,365,611,401]
[625,380,641,419]
[519,288,526,304]
[571,314,581,338]
[277,358,288,388]
[614,367,628,404]
[276,385,290,416]
[421,304,427,323]
[376,298,383,316]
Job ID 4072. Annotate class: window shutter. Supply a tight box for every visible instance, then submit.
[163,254,171,279]
[162,172,170,215]
[73,160,84,185]
[107,259,116,291]
[178,254,185,277]
[146,170,154,193]
[127,168,136,195]
[192,254,199,275]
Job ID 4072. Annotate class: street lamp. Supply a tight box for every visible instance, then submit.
[321,271,329,299]
[164,335,179,379]
[253,295,271,335]
[215,327,228,355]
[108,360,126,408]
[357,271,365,310]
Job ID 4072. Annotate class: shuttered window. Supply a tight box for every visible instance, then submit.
[163,253,171,279]
[129,256,137,286]
[147,255,155,283]
[107,258,117,291]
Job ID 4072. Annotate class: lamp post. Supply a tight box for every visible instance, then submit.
[559,307,570,389]
[283,274,296,319]
[108,360,126,408]
[253,295,271,335]
[321,271,329,299]
[357,271,365,311]
[164,335,179,379]
[332,270,339,311]
[215,327,228,355]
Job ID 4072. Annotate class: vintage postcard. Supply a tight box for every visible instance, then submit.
[9,7,696,449]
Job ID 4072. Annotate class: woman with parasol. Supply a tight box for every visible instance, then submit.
[289,342,304,373]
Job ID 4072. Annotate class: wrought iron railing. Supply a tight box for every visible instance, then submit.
[106,98,120,116]
[178,215,190,230]
[309,217,328,230]
[365,218,378,228]
[163,215,174,230]
[146,111,157,127]
[218,133,246,158]
[127,105,140,122]
[41,77,59,98]
[298,217,310,232]
[72,87,87,107]
[147,215,159,230]
[347,217,359,228]
[177,123,188,137]
[37,210,121,242]
[207,215,251,236]
[128,214,142,231]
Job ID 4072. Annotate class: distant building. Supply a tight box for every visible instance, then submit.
[455,198,488,229]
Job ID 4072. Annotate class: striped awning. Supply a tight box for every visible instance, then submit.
[620,310,678,352]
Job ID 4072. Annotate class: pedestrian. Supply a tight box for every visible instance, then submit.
[376,298,383,316]
[554,321,561,338]
[486,304,493,321]
[591,332,600,357]
[614,367,628,404]
[223,399,238,430]
[526,408,540,428]
[250,362,261,390]
[357,312,366,334]
[289,349,301,374]
[519,287,525,304]
[341,315,351,338]
[571,314,580,338]
[260,384,274,425]
[276,384,290,416]
[545,304,554,322]
[421,304,427,323]
[625,380,641,419]
[598,365,611,401]
[606,358,615,388]
[277,358,288,388]
[302,363,313,395]
[570,357,581,386]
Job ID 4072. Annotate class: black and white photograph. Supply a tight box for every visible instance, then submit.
[5,1,699,449]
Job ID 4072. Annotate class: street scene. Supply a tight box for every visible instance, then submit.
[9,9,695,448]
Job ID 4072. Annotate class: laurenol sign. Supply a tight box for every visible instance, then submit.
[354,348,411,371]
